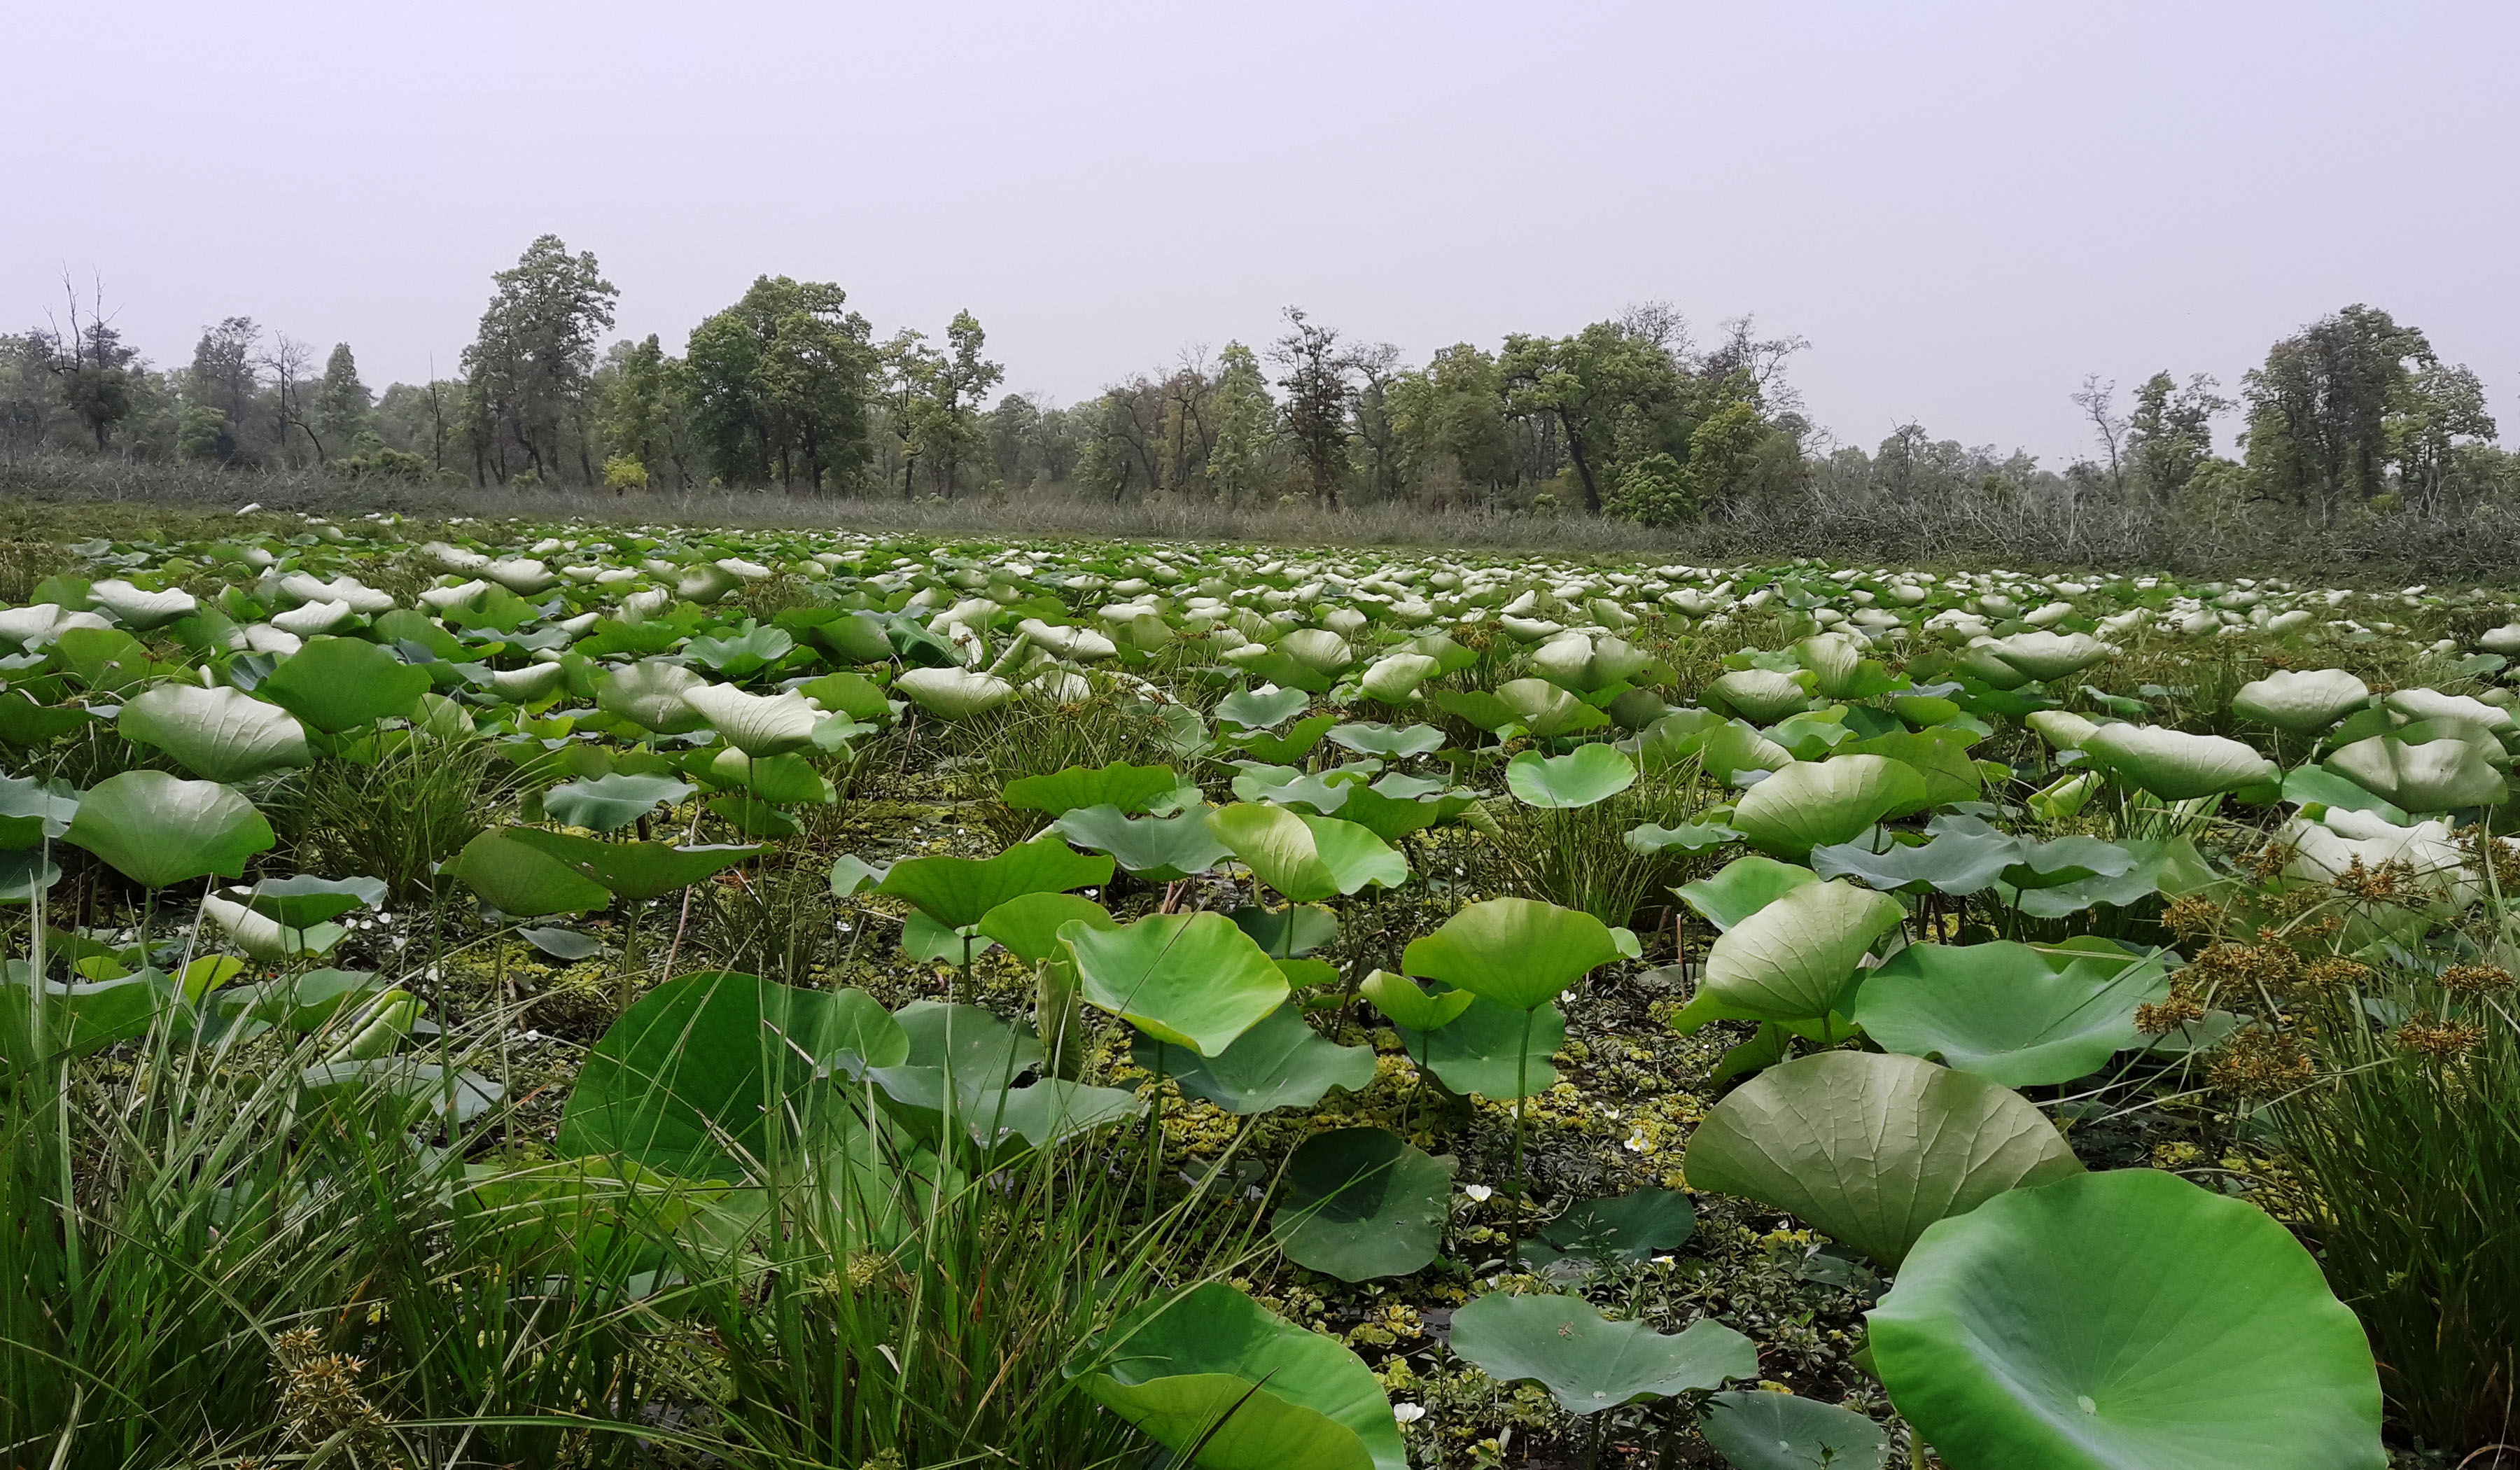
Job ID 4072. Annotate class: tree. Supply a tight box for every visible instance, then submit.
[37,278,139,451]
[1348,342,1404,503]
[924,310,1003,498]
[2242,304,2431,522]
[1389,343,1513,507]
[1207,342,1275,509]
[262,333,323,465]
[876,329,944,498]
[1269,307,1353,507]
[2070,374,2127,496]
[187,317,260,454]
[2390,362,2498,515]
[460,234,619,484]
[1499,320,1682,514]
[2125,371,2230,503]
[685,276,874,492]
[595,335,671,476]
[313,343,372,453]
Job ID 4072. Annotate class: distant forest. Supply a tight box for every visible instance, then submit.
[2,235,2508,528]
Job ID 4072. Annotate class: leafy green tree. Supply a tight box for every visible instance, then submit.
[186,317,260,454]
[1388,344,1513,507]
[2242,304,2431,521]
[1207,342,1275,508]
[876,329,944,498]
[36,284,139,451]
[2126,372,2230,503]
[312,343,372,454]
[2390,361,2498,514]
[595,335,670,477]
[1604,450,1692,524]
[460,234,618,484]
[685,276,874,493]
[1269,307,1353,507]
[925,310,1003,498]
[1499,321,1681,514]
[1679,399,1777,512]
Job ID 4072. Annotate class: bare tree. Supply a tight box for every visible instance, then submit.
[2072,374,2127,496]
[263,332,323,465]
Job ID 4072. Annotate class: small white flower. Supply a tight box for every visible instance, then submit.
[1463,1184,1494,1203]
[1625,1132,1652,1153]
[1393,1403,1427,1426]
[524,1029,542,1041]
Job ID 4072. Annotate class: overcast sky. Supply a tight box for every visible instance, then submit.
[6,0,2511,465]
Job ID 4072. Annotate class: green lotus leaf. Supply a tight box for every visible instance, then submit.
[0,850,61,903]
[1764,709,1856,762]
[894,666,1017,719]
[895,999,1042,1082]
[1360,968,1476,1032]
[796,669,896,723]
[1059,911,1287,1056]
[2000,834,2216,919]
[1699,1392,1892,1470]
[1504,743,1638,809]
[595,659,708,734]
[1529,632,1653,693]
[239,874,386,928]
[53,626,178,694]
[1430,688,1528,738]
[1326,722,1447,758]
[804,610,894,664]
[1003,761,1182,817]
[1216,685,1313,731]
[2386,686,2512,732]
[118,685,311,783]
[1328,777,1481,843]
[714,750,834,805]
[559,971,904,1180]
[445,830,612,916]
[197,894,344,962]
[299,1057,503,1128]
[1983,630,2110,682]
[1448,1292,1756,1414]
[2082,724,2278,801]
[2232,668,2370,734]
[1495,677,1611,738]
[1635,708,1730,769]
[901,909,996,966]
[1683,1051,2082,1266]
[1956,643,2034,690]
[706,793,799,836]
[1796,632,1898,700]
[1709,668,1815,724]
[1837,729,1983,812]
[1211,804,1407,904]
[1051,804,1232,881]
[1522,1189,1697,1268]
[1231,903,1340,958]
[258,636,431,733]
[0,692,97,746]
[2325,734,2507,812]
[542,772,695,833]
[878,832,1114,930]
[2279,764,2407,824]
[682,681,820,755]
[1871,1169,2384,1470]
[1702,720,1798,785]
[1396,993,1564,1098]
[1359,651,1441,703]
[64,771,275,889]
[1269,1127,1452,1280]
[684,622,793,676]
[90,578,200,629]
[1676,855,1821,931]
[1852,941,2170,1086]
[1224,712,1340,764]
[1401,897,1634,1011]
[503,829,764,903]
[1700,879,1903,1023]
[1731,757,1931,858]
[521,926,605,961]
[1810,816,2019,895]
[1625,820,1744,856]
[1279,628,1354,674]
[1145,1004,1376,1115]
[1072,1282,1403,1470]
[0,965,185,1067]
[977,891,1117,965]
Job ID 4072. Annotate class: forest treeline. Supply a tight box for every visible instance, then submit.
[3,234,2510,528]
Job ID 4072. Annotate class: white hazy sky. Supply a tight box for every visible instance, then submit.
[6,0,2512,465]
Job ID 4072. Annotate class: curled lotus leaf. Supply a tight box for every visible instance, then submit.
[2232,668,2370,734]
[1730,756,1931,858]
[1698,878,1904,1023]
[2082,724,2278,802]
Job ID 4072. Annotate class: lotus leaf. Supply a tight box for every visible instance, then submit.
[894,665,1017,719]
[1522,1189,1697,1268]
[1504,743,1637,809]
[681,682,820,755]
[1730,757,1931,857]
[1810,817,2018,896]
[1359,969,1476,1032]
[1003,760,1182,816]
[1059,911,1287,1056]
[542,772,695,832]
[2233,668,2370,733]
[1359,651,1441,703]
[1698,880,1903,1023]
[1326,721,1447,758]
[239,874,385,927]
[1983,630,2110,682]
[1699,1392,1892,1470]
[1051,804,1231,881]
[445,830,612,916]
[1224,712,1340,764]
[1146,1005,1376,1114]
[64,771,275,888]
[1398,993,1564,1098]
[1448,1292,1756,1413]
[1072,1282,1404,1470]
[1625,821,1744,855]
[118,685,311,783]
[976,891,1117,964]
[1216,685,1312,731]
[2326,733,2507,811]
[1683,1051,2081,1264]
[1709,668,1814,724]
[1211,804,1407,903]
[257,635,431,732]
[1852,941,2169,1085]
[1494,677,1611,737]
[2082,724,2278,801]
[503,829,764,902]
[878,833,1114,929]
[1270,1127,1452,1280]
[1871,1168,2384,1470]
[1676,855,1821,931]
[596,659,708,734]
[1401,897,1635,1011]
[1231,903,1340,958]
